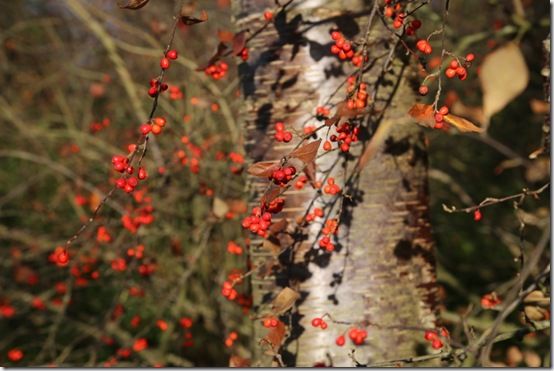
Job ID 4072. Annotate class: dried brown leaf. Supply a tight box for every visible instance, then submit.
[261,187,281,205]
[443,113,483,133]
[408,103,435,128]
[232,31,246,56]
[180,9,208,25]
[271,287,299,315]
[264,321,286,348]
[247,161,278,177]
[117,0,150,9]
[289,139,321,164]
[480,42,529,124]
[196,42,229,71]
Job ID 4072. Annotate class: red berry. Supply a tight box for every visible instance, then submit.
[166,50,178,60]
[431,339,443,349]
[311,317,322,327]
[140,124,152,135]
[418,85,429,96]
[465,53,475,62]
[263,11,273,21]
[438,106,449,115]
[473,209,482,221]
[445,68,456,78]
[335,335,345,346]
[160,57,170,70]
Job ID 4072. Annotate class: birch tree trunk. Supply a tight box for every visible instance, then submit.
[232,0,439,366]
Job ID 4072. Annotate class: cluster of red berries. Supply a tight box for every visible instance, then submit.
[224,331,239,348]
[50,246,69,267]
[127,244,145,259]
[305,207,324,223]
[318,236,335,252]
[168,85,183,100]
[274,121,293,143]
[269,165,296,186]
[405,19,422,36]
[226,241,243,255]
[330,31,361,66]
[383,0,406,29]
[348,327,368,345]
[433,105,450,130]
[445,59,467,80]
[319,218,339,251]
[316,106,331,118]
[221,280,238,300]
[148,78,168,97]
[160,49,178,71]
[140,116,167,136]
[262,316,280,328]
[346,79,369,110]
[424,327,449,349]
[96,225,112,244]
[138,262,156,277]
[325,122,359,153]
[481,292,501,309]
[416,39,433,55]
[204,61,229,80]
[323,178,341,195]
[89,117,110,133]
[311,317,329,329]
[121,204,155,234]
[241,207,273,237]
[266,197,285,213]
[294,175,309,190]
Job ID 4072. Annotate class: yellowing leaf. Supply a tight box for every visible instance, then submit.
[271,287,299,315]
[480,43,529,125]
[443,113,483,133]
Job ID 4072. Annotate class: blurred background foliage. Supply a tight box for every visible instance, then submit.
[0,0,550,367]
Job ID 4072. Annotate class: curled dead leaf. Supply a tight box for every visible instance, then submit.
[232,31,246,56]
[247,161,278,177]
[117,0,150,9]
[271,287,299,315]
[289,139,321,164]
[180,8,208,25]
[442,113,483,133]
[408,103,435,128]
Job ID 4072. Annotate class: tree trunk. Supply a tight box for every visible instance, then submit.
[232,0,438,366]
